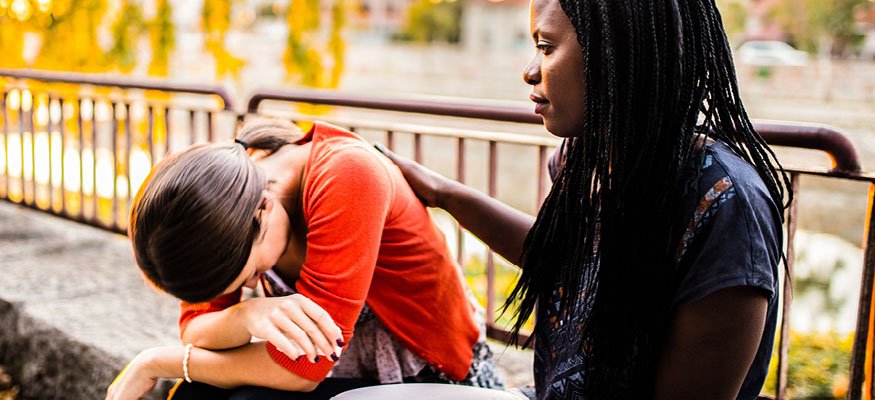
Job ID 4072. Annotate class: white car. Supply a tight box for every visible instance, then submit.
[735,40,809,67]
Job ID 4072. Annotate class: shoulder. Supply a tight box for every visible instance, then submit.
[672,141,784,307]
[684,141,781,227]
[304,123,396,211]
[308,122,394,182]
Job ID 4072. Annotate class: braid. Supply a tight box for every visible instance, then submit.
[503,0,791,397]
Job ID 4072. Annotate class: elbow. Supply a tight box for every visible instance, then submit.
[274,377,319,392]
[179,329,214,350]
[298,380,319,393]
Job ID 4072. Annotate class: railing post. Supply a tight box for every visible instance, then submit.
[456,137,466,267]
[58,97,67,215]
[1,91,7,199]
[486,140,497,325]
[776,173,800,399]
[849,184,875,400]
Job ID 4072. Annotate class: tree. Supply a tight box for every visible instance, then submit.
[769,0,870,56]
[395,0,462,44]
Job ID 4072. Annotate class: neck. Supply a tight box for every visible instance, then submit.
[254,143,311,216]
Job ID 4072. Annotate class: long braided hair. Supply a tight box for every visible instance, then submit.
[503,0,791,396]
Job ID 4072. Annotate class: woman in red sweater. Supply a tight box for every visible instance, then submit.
[106,118,503,400]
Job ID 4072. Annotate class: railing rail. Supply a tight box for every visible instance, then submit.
[0,69,235,111]
[0,70,873,399]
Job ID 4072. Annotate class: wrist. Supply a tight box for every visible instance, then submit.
[139,346,185,380]
[436,178,466,210]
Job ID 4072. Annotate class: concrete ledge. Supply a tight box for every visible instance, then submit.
[0,201,179,399]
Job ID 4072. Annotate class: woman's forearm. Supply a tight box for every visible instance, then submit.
[439,179,535,266]
[143,342,317,392]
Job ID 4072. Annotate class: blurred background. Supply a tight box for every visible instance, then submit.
[0,0,874,398]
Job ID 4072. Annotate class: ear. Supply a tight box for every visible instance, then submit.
[247,148,270,161]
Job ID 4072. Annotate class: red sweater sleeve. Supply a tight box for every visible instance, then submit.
[266,143,394,381]
[178,289,242,336]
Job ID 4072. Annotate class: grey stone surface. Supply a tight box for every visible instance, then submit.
[0,201,179,399]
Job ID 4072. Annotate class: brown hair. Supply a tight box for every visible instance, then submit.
[129,118,302,303]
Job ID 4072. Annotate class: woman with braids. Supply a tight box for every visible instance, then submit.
[377,0,790,398]
[106,118,505,400]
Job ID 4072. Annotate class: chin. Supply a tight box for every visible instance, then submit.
[544,123,578,138]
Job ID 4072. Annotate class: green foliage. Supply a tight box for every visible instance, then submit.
[147,0,175,76]
[29,0,109,72]
[463,254,534,334]
[203,0,245,79]
[762,331,853,399]
[283,0,347,90]
[395,0,461,44]
[106,0,145,73]
[769,0,870,56]
[717,0,747,44]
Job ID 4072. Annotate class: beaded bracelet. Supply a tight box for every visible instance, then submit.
[182,343,194,383]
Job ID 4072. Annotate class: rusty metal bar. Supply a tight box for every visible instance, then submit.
[538,145,548,203]
[414,133,422,164]
[47,95,54,211]
[189,110,196,145]
[247,88,542,124]
[245,90,861,175]
[124,103,132,228]
[0,68,235,111]
[486,141,498,325]
[164,107,170,155]
[207,111,214,142]
[148,105,155,167]
[91,101,98,224]
[776,173,800,399]
[386,131,394,151]
[59,97,67,215]
[29,95,36,206]
[111,102,119,229]
[755,121,861,173]
[1,91,7,198]
[850,184,875,399]
[456,137,466,267]
[78,98,84,220]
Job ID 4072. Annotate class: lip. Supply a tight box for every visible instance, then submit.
[530,93,548,114]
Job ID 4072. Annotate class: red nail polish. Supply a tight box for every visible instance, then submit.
[314,356,320,363]
[330,353,339,361]
[336,338,345,347]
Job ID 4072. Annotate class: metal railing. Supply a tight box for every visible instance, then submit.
[1,69,874,399]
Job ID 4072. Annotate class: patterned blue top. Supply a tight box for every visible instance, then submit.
[533,140,783,399]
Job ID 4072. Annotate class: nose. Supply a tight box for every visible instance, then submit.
[523,55,541,86]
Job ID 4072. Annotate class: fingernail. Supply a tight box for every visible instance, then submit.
[314,356,320,363]
[295,355,303,361]
[336,338,345,347]
[330,352,339,362]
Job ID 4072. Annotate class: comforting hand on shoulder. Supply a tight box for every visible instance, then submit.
[374,143,451,208]
[239,293,343,363]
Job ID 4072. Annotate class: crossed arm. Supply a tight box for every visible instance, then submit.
[106,294,342,399]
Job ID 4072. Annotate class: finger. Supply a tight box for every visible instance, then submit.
[297,295,344,353]
[269,310,319,361]
[264,322,308,361]
[373,142,392,157]
[283,300,337,360]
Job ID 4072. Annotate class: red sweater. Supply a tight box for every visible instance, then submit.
[179,122,479,382]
